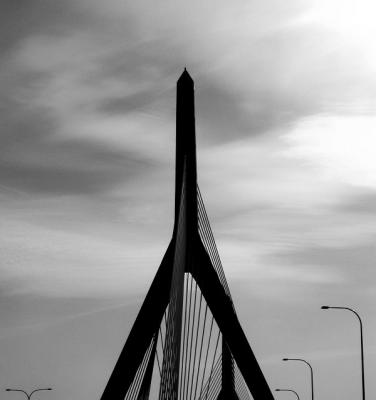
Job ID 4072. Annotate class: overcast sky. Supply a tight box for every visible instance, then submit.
[0,1,375,399]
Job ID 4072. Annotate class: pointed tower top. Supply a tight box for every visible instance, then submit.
[177,68,194,84]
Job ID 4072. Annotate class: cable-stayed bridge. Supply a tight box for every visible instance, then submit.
[100,70,274,400]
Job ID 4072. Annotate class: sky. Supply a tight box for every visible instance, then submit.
[0,0,376,399]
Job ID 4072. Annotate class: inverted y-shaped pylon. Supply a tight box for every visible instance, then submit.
[100,70,274,400]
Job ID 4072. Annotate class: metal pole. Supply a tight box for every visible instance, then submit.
[282,358,313,400]
[321,306,365,400]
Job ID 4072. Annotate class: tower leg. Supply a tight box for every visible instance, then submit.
[100,241,175,400]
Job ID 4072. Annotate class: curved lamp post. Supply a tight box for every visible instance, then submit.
[275,388,300,400]
[321,305,365,400]
[282,358,313,400]
[6,388,52,400]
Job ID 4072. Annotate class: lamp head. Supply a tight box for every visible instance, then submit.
[321,306,330,309]
[275,389,281,392]
[282,358,289,361]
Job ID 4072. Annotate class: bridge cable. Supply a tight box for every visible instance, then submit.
[179,273,189,400]
[184,277,198,400]
[126,336,153,400]
[197,188,231,297]
[189,290,203,400]
[204,330,221,400]
[199,356,222,400]
[198,315,214,399]
[192,302,208,400]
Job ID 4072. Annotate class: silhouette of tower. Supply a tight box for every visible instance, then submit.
[100,70,274,400]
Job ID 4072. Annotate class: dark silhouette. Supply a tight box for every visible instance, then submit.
[321,306,365,400]
[99,69,274,400]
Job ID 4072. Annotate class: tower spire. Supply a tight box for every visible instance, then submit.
[174,68,197,236]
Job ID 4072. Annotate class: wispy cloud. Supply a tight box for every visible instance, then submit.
[1,1,376,399]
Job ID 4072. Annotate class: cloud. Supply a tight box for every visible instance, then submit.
[284,115,376,189]
[339,191,376,214]
[98,88,166,115]
[272,239,376,293]
[2,0,376,304]
[0,102,153,195]
[1,2,376,400]
[0,0,92,56]
[2,0,376,204]
[0,212,168,297]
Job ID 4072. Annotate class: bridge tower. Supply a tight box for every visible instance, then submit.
[100,70,274,400]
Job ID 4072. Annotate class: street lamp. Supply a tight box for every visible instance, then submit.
[282,358,313,400]
[6,388,52,400]
[275,389,300,400]
[321,305,365,400]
